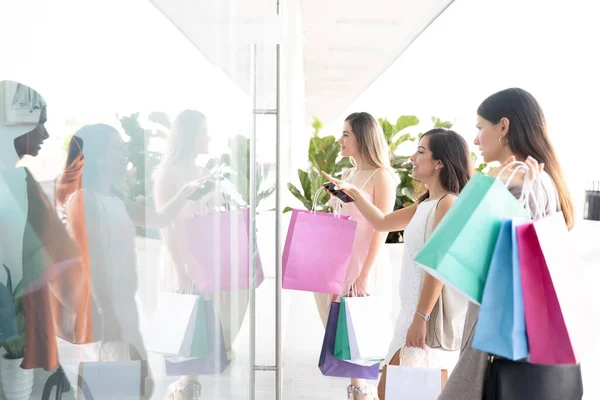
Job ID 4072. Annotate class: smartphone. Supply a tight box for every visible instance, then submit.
[323,182,354,203]
[188,181,216,200]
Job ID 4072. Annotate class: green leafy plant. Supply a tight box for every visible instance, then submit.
[284,118,352,213]
[379,115,421,243]
[206,134,276,210]
[117,112,167,238]
[379,116,488,242]
[285,115,489,243]
[0,265,25,360]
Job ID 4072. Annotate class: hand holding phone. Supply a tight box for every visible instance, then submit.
[323,182,354,203]
[188,181,216,200]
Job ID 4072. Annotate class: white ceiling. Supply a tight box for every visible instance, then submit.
[149,0,454,124]
[301,0,454,123]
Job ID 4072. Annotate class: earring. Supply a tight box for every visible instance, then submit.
[498,137,506,145]
[435,166,438,170]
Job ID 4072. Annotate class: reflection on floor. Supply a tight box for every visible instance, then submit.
[26,279,362,400]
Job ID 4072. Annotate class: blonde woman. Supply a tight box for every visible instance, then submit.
[154,110,249,399]
[318,112,396,400]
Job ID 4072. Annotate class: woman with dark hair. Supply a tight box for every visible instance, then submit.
[438,88,575,400]
[57,123,205,398]
[323,128,473,400]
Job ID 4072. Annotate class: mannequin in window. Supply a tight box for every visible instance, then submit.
[0,81,85,400]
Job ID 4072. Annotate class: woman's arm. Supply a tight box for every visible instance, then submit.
[153,170,192,289]
[322,171,418,232]
[125,175,207,229]
[353,169,396,296]
[406,195,455,348]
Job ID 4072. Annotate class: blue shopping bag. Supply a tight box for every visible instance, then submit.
[472,219,528,360]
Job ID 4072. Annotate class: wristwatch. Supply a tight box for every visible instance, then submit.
[415,310,430,321]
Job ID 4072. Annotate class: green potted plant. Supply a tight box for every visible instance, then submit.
[0,265,33,400]
[205,134,276,211]
[284,118,352,213]
[117,112,166,239]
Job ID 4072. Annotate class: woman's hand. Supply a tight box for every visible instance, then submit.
[176,269,196,294]
[351,274,370,297]
[180,174,215,198]
[321,171,358,197]
[405,316,427,349]
[489,155,545,183]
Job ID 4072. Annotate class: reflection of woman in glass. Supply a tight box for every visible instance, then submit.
[61,123,203,398]
[154,110,249,399]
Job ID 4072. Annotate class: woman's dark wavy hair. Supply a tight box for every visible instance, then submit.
[417,128,473,203]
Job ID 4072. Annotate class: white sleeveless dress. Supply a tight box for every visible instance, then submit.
[384,199,459,370]
[59,190,146,363]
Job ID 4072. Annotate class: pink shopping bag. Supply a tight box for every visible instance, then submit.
[185,208,264,292]
[282,209,357,294]
[517,212,578,365]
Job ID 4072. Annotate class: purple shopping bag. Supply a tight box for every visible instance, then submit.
[319,302,380,379]
[185,208,264,292]
[165,299,230,375]
[283,209,357,294]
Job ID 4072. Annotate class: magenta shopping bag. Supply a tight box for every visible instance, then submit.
[185,208,264,292]
[282,209,357,294]
[517,213,576,365]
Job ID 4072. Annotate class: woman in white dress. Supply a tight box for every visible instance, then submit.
[323,128,473,400]
[61,124,204,398]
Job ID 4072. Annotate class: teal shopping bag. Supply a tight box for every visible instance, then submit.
[415,173,528,304]
[189,298,209,357]
[472,218,529,359]
[146,293,210,358]
[334,298,351,360]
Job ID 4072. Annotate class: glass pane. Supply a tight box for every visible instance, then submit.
[0,1,278,399]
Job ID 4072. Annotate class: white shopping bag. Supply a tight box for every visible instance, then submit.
[78,360,142,400]
[344,296,393,362]
[385,364,447,400]
[145,293,204,357]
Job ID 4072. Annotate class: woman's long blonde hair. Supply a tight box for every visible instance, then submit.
[345,112,394,174]
[158,109,207,168]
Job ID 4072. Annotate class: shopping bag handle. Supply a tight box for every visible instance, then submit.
[398,347,430,368]
[312,186,343,217]
[495,161,543,219]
